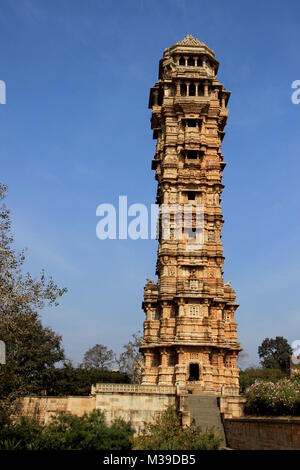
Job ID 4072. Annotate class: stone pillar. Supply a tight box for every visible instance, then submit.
[153,90,158,106]
[200,117,205,134]
[176,81,181,96]
[141,350,154,385]
[195,82,199,97]
[161,301,169,319]
[202,350,214,391]
[204,81,209,97]
[158,348,171,385]
[178,348,185,365]
[186,82,190,97]
[178,299,185,317]
[175,347,186,386]
[145,304,151,321]
[161,348,168,368]
[221,93,226,108]
[144,351,152,369]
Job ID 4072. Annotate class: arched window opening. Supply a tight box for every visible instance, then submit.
[180,83,187,96]
[187,119,197,127]
[189,363,200,381]
[186,150,197,159]
[169,86,175,97]
[198,84,205,96]
[189,83,196,96]
[187,191,195,200]
[157,89,164,105]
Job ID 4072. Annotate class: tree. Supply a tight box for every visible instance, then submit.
[258,336,292,373]
[0,184,66,409]
[0,311,64,398]
[82,344,115,370]
[118,331,143,384]
[44,361,130,396]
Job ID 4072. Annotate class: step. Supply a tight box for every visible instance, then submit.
[184,394,226,446]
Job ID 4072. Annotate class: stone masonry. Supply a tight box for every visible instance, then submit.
[140,35,241,394]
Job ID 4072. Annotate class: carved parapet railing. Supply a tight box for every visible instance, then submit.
[176,280,210,296]
[91,383,176,396]
[221,385,240,396]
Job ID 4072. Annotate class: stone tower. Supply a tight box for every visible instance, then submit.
[140,35,240,395]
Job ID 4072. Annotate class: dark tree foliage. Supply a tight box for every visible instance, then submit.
[44,362,130,396]
[258,336,292,372]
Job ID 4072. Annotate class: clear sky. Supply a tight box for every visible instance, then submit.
[1,0,300,367]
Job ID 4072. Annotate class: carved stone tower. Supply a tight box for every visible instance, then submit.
[140,35,240,394]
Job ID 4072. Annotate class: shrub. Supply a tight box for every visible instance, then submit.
[239,367,285,393]
[0,410,133,450]
[245,377,300,416]
[134,406,221,450]
[0,416,42,450]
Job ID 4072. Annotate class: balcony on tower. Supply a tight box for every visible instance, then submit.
[181,149,204,169]
[177,117,206,147]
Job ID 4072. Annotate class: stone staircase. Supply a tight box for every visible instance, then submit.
[184,395,226,445]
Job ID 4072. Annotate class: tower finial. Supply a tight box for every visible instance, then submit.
[175,34,203,47]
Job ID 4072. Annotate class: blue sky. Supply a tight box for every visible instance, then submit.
[1,0,300,367]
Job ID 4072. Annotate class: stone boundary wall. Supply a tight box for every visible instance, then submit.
[224,417,300,450]
[21,396,96,425]
[21,384,177,432]
[94,384,176,432]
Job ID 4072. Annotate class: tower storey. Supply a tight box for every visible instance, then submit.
[140,35,240,394]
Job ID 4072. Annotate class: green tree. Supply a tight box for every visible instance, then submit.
[258,336,292,372]
[44,361,130,396]
[118,331,143,384]
[134,406,220,450]
[0,311,64,398]
[0,184,66,418]
[82,344,115,370]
